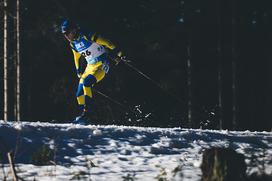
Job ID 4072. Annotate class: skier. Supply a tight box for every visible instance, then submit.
[61,19,124,122]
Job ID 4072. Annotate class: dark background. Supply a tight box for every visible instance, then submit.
[1,0,272,131]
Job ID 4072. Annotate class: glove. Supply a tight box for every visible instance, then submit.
[112,49,125,65]
[117,51,124,58]
[114,57,122,65]
[76,69,82,78]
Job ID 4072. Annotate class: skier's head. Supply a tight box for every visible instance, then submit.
[61,19,80,41]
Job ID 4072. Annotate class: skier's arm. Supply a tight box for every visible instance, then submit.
[72,49,81,77]
[90,33,123,57]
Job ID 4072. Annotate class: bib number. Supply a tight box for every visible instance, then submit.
[81,50,91,57]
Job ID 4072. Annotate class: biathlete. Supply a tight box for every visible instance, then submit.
[61,20,124,122]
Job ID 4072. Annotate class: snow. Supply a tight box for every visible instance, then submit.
[0,120,271,180]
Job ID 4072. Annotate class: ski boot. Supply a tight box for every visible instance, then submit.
[73,106,90,125]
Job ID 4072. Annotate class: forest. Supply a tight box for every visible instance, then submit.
[1,0,272,131]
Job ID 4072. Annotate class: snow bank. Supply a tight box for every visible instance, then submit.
[0,120,271,180]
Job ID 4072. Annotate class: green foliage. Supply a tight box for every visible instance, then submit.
[31,145,54,165]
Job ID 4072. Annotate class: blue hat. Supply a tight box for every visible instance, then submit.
[61,19,78,34]
[61,20,69,33]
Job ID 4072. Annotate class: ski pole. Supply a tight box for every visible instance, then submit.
[94,89,127,110]
[120,57,218,120]
[93,88,145,116]
[120,57,186,104]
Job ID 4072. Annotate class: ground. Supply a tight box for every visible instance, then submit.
[0,121,271,180]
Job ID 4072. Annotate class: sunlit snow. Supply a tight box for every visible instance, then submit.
[0,120,271,180]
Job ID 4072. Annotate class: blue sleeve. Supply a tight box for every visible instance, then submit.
[88,31,95,39]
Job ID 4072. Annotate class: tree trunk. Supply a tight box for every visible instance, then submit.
[201,147,247,181]
[217,0,223,130]
[3,0,8,121]
[231,0,237,130]
[15,0,21,121]
[187,44,193,127]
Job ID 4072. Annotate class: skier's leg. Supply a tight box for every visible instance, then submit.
[74,61,108,123]
[78,63,106,112]
[76,82,85,110]
[82,70,105,102]
[92,65,106,83]
[74,75,96,122]
[82,74,97,106]
[82,63,106,103]
[76,73,97,110]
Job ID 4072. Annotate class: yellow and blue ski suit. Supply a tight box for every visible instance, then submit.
[69,32,117,110]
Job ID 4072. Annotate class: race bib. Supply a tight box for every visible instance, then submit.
[79,43,106,63]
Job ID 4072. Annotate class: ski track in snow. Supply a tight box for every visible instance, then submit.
[0,120,271,181]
